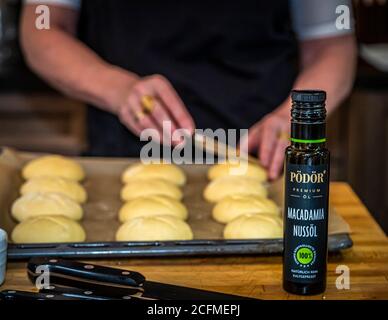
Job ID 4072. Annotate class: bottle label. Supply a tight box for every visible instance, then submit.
[284,163,329,284]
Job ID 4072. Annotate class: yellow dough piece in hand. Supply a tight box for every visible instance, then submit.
[121,179,183,201]
[11,215,86,243]
[213,195,280,224]
[22,155,85,181]
[119,195,188,222]
[11,192,83,222]
[204,176,268,203]
[208,162,267,182]
[20,177,87,204]
[224,213,283,240]
[116,215,193,241]
[122,163,186,186]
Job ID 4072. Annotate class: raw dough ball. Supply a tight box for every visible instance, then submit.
[119,195,188,222]
[213,195,280,224]
[121,179,183,201]
[11,215,86,243]
[116,215,193,241]
[20,177,87,203]
[122,163,186,186]
[224,214,283,239]
[11,192,83,222]
[22,155,85,181]
[208,162,267,182]
[204,177,268,203]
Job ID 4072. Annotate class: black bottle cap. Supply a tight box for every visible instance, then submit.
[291,90,326,104]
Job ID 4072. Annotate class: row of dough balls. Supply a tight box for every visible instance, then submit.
[11,155,87,244]
[116,163,193,242]
[204,162,283,239]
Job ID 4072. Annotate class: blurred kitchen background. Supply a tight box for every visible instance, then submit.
[0,0,387,233]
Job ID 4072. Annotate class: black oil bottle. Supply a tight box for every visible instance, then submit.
[283,90,330,295]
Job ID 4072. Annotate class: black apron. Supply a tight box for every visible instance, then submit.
[78,0,298,157]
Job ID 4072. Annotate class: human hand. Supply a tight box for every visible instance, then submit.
[240,108,290,180]
[116,74,195,144]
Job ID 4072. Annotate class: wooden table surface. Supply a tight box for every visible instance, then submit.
[2,182,388,300]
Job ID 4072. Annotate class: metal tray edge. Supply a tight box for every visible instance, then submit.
[7,233,353,260]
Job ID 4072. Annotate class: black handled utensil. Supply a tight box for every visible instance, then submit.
[1,287,143,301]
[28,257,145,295]
[28,257,256,300]
[0,290,78,301]
[39,285,140,300]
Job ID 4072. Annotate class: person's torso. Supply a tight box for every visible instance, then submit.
[78,0,298,156]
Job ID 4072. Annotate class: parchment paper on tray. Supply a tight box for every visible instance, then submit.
[0,147,350,244]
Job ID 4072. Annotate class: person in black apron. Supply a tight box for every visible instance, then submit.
[20,0,356,179]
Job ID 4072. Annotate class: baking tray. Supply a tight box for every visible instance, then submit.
[0,148,353,260]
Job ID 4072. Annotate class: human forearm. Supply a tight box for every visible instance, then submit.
[20,8,138,113]
[20,4,194,142]
[276,35,357,118]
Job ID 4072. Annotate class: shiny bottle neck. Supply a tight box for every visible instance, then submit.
[291,100,326,150]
